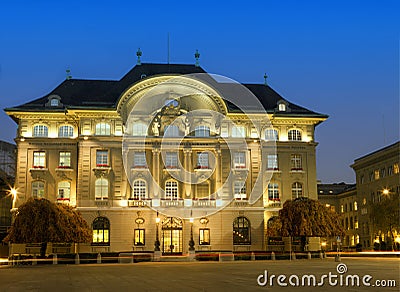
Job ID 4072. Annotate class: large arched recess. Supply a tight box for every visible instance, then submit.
[116,74,228,123]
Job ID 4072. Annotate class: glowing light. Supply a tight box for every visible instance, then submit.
[382,189,389,195]
[190,218,194,223]
[321,242,327,247]
[155,217,160,224]
[83,136,88,140]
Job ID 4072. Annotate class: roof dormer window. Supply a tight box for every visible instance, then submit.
[46,95,62,107]
[277,100,289,112]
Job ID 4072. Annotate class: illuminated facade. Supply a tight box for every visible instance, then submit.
[5,61,327,254]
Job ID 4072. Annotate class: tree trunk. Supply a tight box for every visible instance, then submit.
[300,236,307,252]
[40,242,47,257]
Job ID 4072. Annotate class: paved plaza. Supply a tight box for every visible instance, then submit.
[0,258,398,291]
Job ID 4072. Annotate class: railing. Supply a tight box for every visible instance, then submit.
[128,199,150,207]
[193,199,216,208]
[160,199,184,207]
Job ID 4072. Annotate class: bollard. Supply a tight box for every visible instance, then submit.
[75,253,80,265]
[32,255,37,265]
[308,252,311,259]
[292,252,296,260]
[53,254,57,265]
[97,253,102,264]
[251,252,255,261]
[271,252,276,261]
[319,251,323,259]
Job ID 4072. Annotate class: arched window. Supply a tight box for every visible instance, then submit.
[58,125,74,137]
[164,125,179,137]
[95,178,109,200]
[57,181,71,200]
[32,181,45,198]
[231,126,246,138]
[33,125,48,137]
[233,217,251,245]
[92,217,110,246]
[288,129,302,141]
[95,123,111,135]
[165,180,178,199]
[264,128,278,141]
[132,179,147,200]
[268,183,280,201]
[292,182,303,199]
[194,125,210,137]
[132,122,147,136]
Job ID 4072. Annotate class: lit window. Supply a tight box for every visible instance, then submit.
[233,217,251,245]
[394,163,399,174]
[341,205,344,213]
[291,182,303,199]
[265,128,278,141]
[278,103,286,111]
[32,181,45,198]
[291,154,302,171]
[268,183,280,201]
[165,152,178,169]
[33,151,46,168]
[234,181,246,199]
[58,125,74,137]
[165,180,178,199]
[57,181,71,200]
[267,154,278,170]
[374,170,380,180]
[95,178,109,200]
[134,229,145,246]
[165,99,178,107]
[95,123,111,135]
[92,217,110,246]
[194,125,210,137]
[354,216,359,229]
[199,228,210,245]
[288,129,302,141]
[132,179,146,200]
[233,152,246,169]
[133,152,147,168]
[354,201,358,211]
[196,152,209,169]
[33,125,48,137]
[96,150,108,167]
[231,126,246,138]
[164,125,179,137]
[59,151,71,168]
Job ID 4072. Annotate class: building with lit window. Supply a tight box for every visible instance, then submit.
[5,57,327,255]
[351,142,400,250]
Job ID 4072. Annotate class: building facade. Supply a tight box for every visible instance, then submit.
[351,142,400,250]
[5,60,327,254]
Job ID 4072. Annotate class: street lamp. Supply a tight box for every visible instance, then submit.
[189,217,195,251]
[154,212,160,251]
[382,188,390,196]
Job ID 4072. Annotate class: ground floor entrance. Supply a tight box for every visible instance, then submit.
[162,217,183,255]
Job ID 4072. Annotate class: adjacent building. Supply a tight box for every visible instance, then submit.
[5,58,327,254]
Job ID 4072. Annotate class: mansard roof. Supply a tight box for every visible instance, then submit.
[5,63,327,118]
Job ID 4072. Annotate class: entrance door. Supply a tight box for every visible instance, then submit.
[161,217,183,255]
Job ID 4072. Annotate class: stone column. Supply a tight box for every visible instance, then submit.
[183,147,192,198]
[152,147,160,198]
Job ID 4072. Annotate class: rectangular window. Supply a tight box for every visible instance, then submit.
[394,163,399,174]
[165,152,178,168]
[96,150,109,167]
[194,126,210,137]
[134,152,147,168]
[234,181,246,199]
[267,154,278,170]
[231,126,246,137]
[291,154,302,170]
[33,151,46,168]
[92,229,109,244]
[388,165,393,176]
[199,228,210,245]
[374,169,380,180]
[134,229,145,246]
[59,151,71,168]
[268,183,279,201]
[233,152,246,168]
[196,152,209,169]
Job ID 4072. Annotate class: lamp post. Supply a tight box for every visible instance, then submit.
[189,217,195,251]
[154,212,160,251]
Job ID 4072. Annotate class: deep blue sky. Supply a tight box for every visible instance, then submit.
[0,1,398,183]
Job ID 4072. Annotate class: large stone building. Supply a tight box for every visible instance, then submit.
[318,142,400,251]
[5,58,327,254]
[351,142,400,250]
